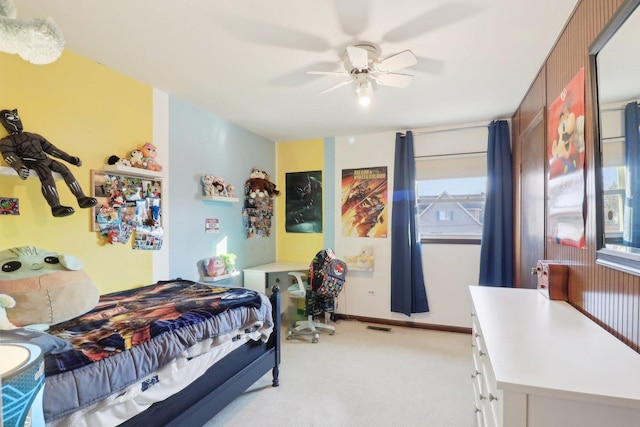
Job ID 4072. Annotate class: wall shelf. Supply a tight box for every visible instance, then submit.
[103,164,164,178]
[201,271,240,282]
[200,195,239,203]
[0,165,62,180]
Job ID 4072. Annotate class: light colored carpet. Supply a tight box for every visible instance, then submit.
[203,319,475,427]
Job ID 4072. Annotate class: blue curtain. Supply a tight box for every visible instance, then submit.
[478,120,514,287]
[623,102,640,247]
[391,131,429,315]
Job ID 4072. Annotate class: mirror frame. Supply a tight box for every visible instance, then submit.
[590,0,640,276]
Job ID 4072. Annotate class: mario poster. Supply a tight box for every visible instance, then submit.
[341,167,388,238]
[547,67,586,248]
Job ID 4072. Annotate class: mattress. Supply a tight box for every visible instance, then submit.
[42,280,274,423]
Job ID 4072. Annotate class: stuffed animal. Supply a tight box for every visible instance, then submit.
[204,256,226,277]
[245,167,280,199]
[0,293,17,329]
[129,148,144,168]
[202,174,216,196]
[213,176,227,196]
[0,109,98,217]
[220,253,237,274]
[0,246,99,326]
[0,0,65,65]
[140,142,163,172]
[107,154,132,167]
[247,178,268,199]
[226,184,236,198]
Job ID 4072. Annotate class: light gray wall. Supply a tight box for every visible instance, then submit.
[167,97,276,285]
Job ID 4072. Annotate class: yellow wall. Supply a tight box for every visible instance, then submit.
[0,50,153,293]
[276,139,324,262]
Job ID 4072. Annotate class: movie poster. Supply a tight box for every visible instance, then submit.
[285,170,322,233]
[341,166,388,238]
[547,67,586,248]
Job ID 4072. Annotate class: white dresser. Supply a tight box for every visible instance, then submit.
[470,286,640,427]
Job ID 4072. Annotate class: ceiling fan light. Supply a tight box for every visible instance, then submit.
[358,94,371,107]
[356,80,372,107]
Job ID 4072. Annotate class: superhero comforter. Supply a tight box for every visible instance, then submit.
[42,279,274,422]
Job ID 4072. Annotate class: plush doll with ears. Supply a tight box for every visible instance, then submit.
[0,246,100,327]
[0,109,97,217]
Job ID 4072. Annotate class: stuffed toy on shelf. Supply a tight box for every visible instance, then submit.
[0,109,97,217]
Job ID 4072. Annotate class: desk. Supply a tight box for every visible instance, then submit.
[243,262,309,294]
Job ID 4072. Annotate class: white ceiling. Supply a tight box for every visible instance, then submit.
[12,0,580,142]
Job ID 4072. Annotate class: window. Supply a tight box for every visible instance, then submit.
[413,125,488,243]
[602,165,625,242]
[417,175,486,242]
[437,210,454,221]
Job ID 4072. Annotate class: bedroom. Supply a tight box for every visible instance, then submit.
[3,0,640,426]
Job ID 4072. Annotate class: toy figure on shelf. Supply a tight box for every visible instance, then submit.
[140,142,163,172]
[0,109,97,217]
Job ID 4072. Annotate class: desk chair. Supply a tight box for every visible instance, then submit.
[286,271,335,343]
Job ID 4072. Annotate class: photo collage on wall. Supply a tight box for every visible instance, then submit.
[341,166,388,238]
[92,170,163,249]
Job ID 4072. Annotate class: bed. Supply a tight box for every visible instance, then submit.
[38,278,281,427]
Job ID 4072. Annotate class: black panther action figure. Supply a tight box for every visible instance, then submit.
[0,109,97,217]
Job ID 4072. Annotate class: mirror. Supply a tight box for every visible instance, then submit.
[592,0,640,275]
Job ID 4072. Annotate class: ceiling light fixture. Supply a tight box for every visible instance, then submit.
[0,0,65,65]
[355,74,372,108]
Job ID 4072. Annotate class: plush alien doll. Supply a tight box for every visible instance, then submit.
[0,109,97,217]
[0,246,99,327]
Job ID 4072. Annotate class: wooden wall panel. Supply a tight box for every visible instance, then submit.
[512,0,640,352]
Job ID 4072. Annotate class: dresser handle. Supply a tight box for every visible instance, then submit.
[479,394,486,400]
[474,332,481,338]
[479,350,486,357]
[474,406,481,413]
[489,393,499,402]
[471,369,481,379]
[471,313,476,317]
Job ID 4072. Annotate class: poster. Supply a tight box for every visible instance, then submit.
[547,67,586,248]
[285,170,322,233]
[341,166,388,238]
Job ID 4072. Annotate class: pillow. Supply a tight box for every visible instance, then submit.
[0,328,73,355]
[0,246,99,326]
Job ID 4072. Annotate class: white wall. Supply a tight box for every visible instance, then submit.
[333,130,484,329]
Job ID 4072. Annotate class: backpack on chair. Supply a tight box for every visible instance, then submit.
[309,249,348,298]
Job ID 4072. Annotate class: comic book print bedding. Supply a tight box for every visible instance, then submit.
[43,279,273,421]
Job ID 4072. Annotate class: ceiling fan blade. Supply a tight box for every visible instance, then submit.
[318,79,353,95]
[374,73,413,88]
[334,0,370,36]
[382,3,483,43]
[375,50,417,73]
[307,71,349,77]
[412,56,444,74]
[221,15,332,52]
[346,46,369,70]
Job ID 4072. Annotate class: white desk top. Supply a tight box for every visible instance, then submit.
[470,286,640,408]
[243,262,309,274]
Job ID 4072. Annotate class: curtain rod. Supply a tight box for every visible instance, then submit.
[415,150,486,160]
[399,119,510,137]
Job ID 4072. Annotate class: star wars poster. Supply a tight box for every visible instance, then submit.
[285,170,322,233]
[341,166,388,238]
[547,67,586,248]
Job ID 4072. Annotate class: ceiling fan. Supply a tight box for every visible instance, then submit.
[308,42,418,107]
